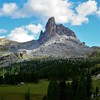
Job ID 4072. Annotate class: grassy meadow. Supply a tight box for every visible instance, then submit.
[92,79,100,92]
[0,80,49,100]
[0,79,99,100]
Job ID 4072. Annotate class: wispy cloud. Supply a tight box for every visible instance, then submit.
[0,29,7,33]
[0,3,18,17]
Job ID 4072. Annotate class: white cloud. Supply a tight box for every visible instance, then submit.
[76,0,97,16]
[7,24,43,42]
[71,0,97,25]
[0,3,18,16]
[24,24,43,34]
[0,0,100,25]
[0,29,7,33]
[20,0,74,23]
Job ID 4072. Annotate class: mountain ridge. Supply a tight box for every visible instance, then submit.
[0,17,99,67]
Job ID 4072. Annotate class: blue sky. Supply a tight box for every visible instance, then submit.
[0,0,100,46]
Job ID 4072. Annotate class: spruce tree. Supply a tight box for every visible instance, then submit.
[75,74,88,100]
[59,80,66,100]
[47,80,59,100]
[25,89,30,100]
[71,78,78,99]
[42,96,46,100]
[96,86,99,96]
[86,72,92,98]
[66,82,73,100]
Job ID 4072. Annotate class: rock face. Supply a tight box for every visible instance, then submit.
[30,17,91,58]
[0,38,18,50]
[56,24,77,38]
[46,17,57,35]
[0,38,19,57]
[39,17,57,42]
[39,17,77,42]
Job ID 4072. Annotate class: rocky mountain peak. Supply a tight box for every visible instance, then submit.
[39,17,77,42]
[45,17,57,35]
[39,17,57,42]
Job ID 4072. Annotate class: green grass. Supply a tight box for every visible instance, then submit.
[0,80,49,100]
[92,79,100,100]
[0,79,100,100]
[92,97,100,100]
[92,79,100,93]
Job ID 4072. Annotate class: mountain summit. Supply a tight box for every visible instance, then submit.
[39,17,76,42]
[46,17,56,35]
[39,17,57,42]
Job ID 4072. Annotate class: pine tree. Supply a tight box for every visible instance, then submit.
[59,80,66,100]
[66,82,73,100]
[96,86,99,96]
[25,89,30,100]
[47,80,59,100]
[42,96,46,100]
[75,74,88,100]
[86,72,92,98]
[71,78,78,99]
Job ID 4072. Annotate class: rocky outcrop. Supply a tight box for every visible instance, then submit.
[0,53,21,67]
[39,17,57,42]
[45,17,57,35]
[39,17,77,43]
[0,38,18,52]
[0,51,31,67]
[56,24,77,38]
[35,17,91,58]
